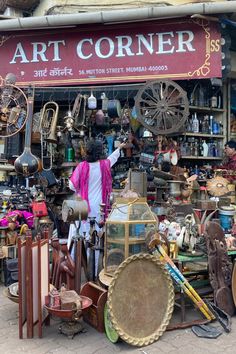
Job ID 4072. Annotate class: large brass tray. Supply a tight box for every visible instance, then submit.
[232,259,236,307]
[107,253,174,347]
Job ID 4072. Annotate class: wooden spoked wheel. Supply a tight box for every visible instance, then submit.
[135,80,189,135]
[0,82,28,137]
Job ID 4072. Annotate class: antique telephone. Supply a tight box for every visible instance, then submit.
[14,87,40,177]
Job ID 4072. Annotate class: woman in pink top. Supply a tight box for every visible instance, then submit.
[67,139,126,274]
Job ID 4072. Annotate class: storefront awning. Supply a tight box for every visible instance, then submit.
[0,1,236,32]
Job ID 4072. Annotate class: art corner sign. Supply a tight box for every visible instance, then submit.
[0,18,222,87]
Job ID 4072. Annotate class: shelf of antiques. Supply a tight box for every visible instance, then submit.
[2,75,236,344]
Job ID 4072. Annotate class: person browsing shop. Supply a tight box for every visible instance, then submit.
[67,138,126,273]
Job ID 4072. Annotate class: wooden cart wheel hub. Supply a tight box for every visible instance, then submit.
[135,79,189,135]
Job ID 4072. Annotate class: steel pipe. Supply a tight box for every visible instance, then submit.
[0,2,235,31]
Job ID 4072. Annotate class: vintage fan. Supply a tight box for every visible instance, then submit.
[206,176,230,197]
[135,79,189,135]
[0,77,28,137]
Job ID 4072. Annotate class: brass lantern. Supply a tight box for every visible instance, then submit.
[104,198,157,275]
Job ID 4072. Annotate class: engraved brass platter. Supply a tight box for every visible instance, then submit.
[107,253,174,347]
[231,259,236,307]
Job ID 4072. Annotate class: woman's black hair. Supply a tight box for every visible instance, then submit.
[225,140,236,150]
[86,139,104,162]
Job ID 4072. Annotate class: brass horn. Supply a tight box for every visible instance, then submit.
[40,101,59,143]
[40,101,59,171]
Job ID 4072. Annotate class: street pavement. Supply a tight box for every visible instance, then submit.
[0,284,236,354]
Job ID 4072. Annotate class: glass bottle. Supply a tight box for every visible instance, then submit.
[202,140,209,157]
[209,115,214,135]
[219,121,223,135]
[194,141,198,156]
[198,138,203,156]
[212,120,219,135]
[211,94,218,108]
[65,133,75,162]
[192,113,199,133]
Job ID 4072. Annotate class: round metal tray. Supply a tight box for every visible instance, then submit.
[107,253,174,347]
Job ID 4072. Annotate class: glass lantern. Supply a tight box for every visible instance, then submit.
[104,198,157,275]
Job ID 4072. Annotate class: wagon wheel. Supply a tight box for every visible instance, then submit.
[0,80,28,138]
[135,80,189,135]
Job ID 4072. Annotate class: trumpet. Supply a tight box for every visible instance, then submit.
[40,101,59,170]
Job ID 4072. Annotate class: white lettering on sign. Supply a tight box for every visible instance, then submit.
[116,35,135,57]
[48,41,65,61]
[156,32,174,54]
[10,40,65,64]
[33,68,48,77]
[33,66,73,78]
[49,66,73,76]
[175,31,195,52]
[136,34,154,56]
[95,37,114,58]
[9,31,196,64]
[77,39,93,59]
[76,31,196,60]
[32,42,49,62]
[10,42,29,63]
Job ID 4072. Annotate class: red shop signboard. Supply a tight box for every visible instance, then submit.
[0,18,222,87]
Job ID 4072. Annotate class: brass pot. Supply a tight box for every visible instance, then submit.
[62,197,88,222]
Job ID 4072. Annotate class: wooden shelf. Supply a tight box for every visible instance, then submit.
[188,105,224,113]
[181,132,224,138]
[180,156,222,160]
[107,237,145,244]
[52,162,77,169]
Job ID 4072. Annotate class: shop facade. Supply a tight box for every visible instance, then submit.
[1,4,236,344]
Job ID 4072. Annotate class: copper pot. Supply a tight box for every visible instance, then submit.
[95,109,105,125]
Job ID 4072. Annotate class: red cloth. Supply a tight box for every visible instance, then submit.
[0,210,34,229]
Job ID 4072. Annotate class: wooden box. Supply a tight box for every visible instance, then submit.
[60,290,81,311]
[128,170,147,197]
[194,200,217,210]
[2,245,17,258]
[80,282,107,332]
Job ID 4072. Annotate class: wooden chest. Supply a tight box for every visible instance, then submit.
[81,282,107,332]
